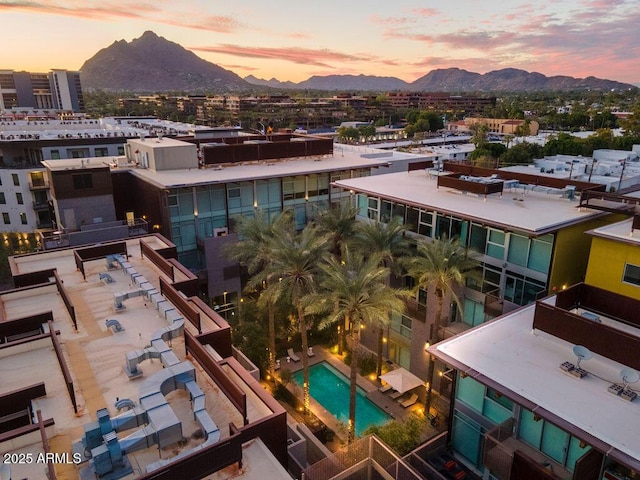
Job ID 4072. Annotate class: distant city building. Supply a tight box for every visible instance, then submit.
[0,69,84,112]
[386,92,496,116]
[448,117,540,136]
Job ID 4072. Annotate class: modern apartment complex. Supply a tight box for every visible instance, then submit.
[333,164,617,383]
[0,234,300,479]
[0,69,84,112]
[428,282,640,479]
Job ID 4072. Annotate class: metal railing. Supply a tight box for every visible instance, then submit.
[302,435,423,480]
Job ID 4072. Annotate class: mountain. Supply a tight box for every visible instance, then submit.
[410,68,634,92]
[244,75,299,89]
[80,31,249,92]
[80,32,635,93]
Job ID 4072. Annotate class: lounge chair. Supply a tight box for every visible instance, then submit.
[400,393,418,408]
[378,384,392,393]
[389,390,404,400]
[287,348,301,362]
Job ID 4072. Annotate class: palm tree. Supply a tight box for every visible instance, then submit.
[405,236,480,410]
[308,249,406,443]
[260,224,329,415]
[314,202,360,353]
[352,216,410,381]
[314,202,359,259]
[224,210,294,375]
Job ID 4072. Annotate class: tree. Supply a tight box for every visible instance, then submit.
[309,249,406,442]
[357,125,377,144]
[405,237,480,410]
[351,217,410,381]
[500,141,543,166]
[260,225,329,415]
[314,203,359,260]
[314,203,360,353]
[469,122,489,150]
[620,105,640,137]
[224,210,294,375]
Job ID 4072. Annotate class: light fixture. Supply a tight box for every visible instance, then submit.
[424,341,430,351]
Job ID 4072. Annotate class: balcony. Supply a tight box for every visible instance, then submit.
[28,181,49,191]
[483,419,570,480]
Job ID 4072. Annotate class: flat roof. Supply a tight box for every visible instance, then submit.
[432,301,640,464]
[128,146,416,189]
[586,217,640,246]
[2,237,286,479]
[334,170,604,235]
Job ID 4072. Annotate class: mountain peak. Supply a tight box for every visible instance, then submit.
[80,32,249,92]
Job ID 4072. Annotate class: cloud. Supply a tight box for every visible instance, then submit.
[369,14,416,26]
[0,1,241,33]
[192,44,375,68]
[410,8,439,17]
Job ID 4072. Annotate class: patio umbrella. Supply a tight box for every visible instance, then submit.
[379,367,425,394]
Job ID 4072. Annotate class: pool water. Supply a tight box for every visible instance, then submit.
[293,362,390,436]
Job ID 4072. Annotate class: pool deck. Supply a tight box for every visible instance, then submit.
[278,347,438,443]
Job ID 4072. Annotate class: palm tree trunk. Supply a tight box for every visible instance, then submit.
[348,328,360,444]
[376,327,384,383]
[268,299,276,375]
[298,303,311,416]
[426,290,444,412]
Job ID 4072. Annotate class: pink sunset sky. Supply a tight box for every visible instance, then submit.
[2,0,639,84]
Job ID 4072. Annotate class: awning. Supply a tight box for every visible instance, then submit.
[379,367,425,394]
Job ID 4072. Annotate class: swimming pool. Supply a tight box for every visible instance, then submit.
[293,362,390,436]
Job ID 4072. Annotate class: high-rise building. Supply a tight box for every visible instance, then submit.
[0,69,84,112]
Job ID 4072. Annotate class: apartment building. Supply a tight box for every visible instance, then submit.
[333,163,615,383]
[427,282,640,479]
[0,234,296,479]
[0,69,84,112]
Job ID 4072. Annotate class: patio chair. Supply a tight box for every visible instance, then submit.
[400,393,418,408]
[287,348,301,362]
[389,390,404,400]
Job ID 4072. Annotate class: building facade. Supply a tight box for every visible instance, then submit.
[429,282,640,479]
[0,69,84,112]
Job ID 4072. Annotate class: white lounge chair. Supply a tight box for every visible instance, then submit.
[287,348,301,362]
[389,390,404,400]
[378,384,392,393]
[400,393,418,408]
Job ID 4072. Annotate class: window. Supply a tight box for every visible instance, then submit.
[12,173,19,186]
[51,150,60,159]
[486,229,505,259]
[518,409,590,471]
[30,171,46,187]
[72,173,93,190]
[0,192,5,204]
[94,147,108,157]
[623,264,640,286]
[20,212,27,225]
[418,210,433,237]
[2,212,9,224]
[117,146,125,155]
[16,192,23,204]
